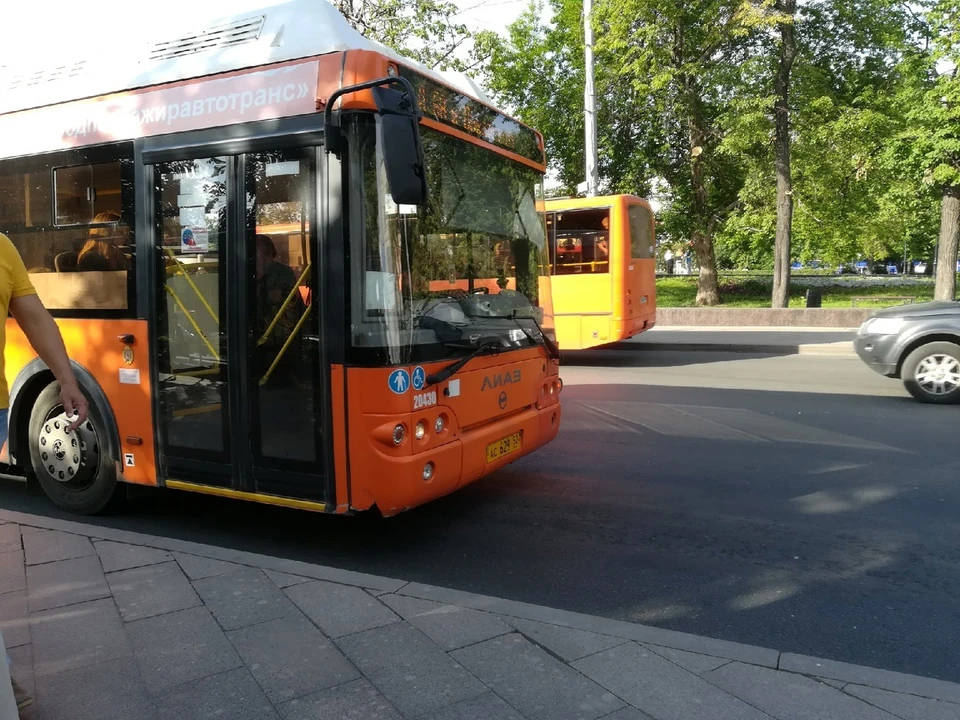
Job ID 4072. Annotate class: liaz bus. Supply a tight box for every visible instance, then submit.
[544,195,657,350]
[0,0,561,516]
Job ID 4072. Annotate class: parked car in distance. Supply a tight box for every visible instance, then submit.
[855,301,960,403]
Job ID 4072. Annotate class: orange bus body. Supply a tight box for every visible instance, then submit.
[545,195,657,350]
[0,4,560,517]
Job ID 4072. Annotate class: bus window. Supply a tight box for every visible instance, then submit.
[628,203,655,259]
[553,207,610,275]
[0,147,135,311]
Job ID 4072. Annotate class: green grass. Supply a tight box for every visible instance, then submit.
[657,276,936,309]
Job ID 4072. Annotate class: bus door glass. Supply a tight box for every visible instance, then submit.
[152,147,327,499]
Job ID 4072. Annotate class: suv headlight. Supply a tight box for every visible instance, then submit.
[863,317,904,335]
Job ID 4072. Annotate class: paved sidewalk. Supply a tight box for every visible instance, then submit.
[610,327,858,356]
[2,510,958,720]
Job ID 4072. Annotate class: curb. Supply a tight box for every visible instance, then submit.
[3,508,958,704]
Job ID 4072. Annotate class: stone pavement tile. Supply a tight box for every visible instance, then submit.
[454,633,624,720]
[27,555,110,612]
[0,548,25,594]
[264,569,312,588]
[0,590,29,647]
[36,657,158,720]
[22,529,95,565]
[381,593,512,651]
[279,678,402,720]
[338,622,486,717]
[228,612,359,704]
[779,653,960,704]
[156,667,280,720]
[127,606,242,692]
[818,678,847,690]
[31,597,132,677]
[107,561,201,622]
[573,643,769,720]
[707,662,898,719]
[504,615,626,662]
[95,540,172,573]
[845,684,960,720]
[0,523,19,553]
[7,644,35,705]
[645,644,731,675]
[193,566,295,630]
[286,580,400,639]
[420,691,527,720]
[173,551,243,580]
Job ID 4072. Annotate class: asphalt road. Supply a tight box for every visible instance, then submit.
[3,349,959,683]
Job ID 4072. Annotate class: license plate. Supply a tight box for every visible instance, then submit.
[486,432,522,463]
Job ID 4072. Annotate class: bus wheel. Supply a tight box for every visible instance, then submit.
[27,383,119,515]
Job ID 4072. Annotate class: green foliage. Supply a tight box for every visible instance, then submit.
[332,0,473,70]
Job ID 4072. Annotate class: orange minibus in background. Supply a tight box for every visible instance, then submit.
[544,195,657,350]
[0,0,561,517]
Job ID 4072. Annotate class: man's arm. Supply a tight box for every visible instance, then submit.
[9,295,89,430]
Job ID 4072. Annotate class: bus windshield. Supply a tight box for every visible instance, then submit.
[349,117,553,364]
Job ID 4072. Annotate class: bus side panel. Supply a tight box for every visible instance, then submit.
[551,274,613,350]
[4,318,158,486]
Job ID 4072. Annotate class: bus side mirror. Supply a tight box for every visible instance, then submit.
[371,86,428,207]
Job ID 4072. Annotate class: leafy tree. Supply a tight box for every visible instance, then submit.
[332,0,473,70]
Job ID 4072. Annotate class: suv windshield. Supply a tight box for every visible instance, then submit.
[347,116,553,365]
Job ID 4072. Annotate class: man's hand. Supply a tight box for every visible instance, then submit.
[60,383,89,432]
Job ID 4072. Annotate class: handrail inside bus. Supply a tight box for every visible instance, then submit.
[163,247,220,324]
[260,304,313,386]
[164,285,222,363]
[257,263,312,346]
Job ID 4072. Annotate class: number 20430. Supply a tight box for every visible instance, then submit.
[413,391,437,409]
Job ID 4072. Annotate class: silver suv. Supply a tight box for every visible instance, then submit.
[855,301,960,403]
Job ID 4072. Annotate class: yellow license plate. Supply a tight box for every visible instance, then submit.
[486,432,522,463]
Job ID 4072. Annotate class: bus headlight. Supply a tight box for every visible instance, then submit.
[414,422,426,440]
[393,424,405,445]
[422,462,435,481]
[435,416,445,433]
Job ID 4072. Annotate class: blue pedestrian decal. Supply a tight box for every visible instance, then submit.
[412,366,426,391]
[388,369,410,394]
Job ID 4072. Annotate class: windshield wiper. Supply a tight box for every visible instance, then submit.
[510,311,561,360]
[426,341,501,386]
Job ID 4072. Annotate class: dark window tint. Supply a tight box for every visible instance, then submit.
[627,203,655,259]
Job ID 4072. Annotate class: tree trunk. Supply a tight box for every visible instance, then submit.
[934,185,960,301]
[688,96,720,305]
[771,0,797,309]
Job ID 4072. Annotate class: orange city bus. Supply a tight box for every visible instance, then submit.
[544,195,657,350]
[0,0,561,517]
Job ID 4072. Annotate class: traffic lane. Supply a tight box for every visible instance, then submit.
[560,348,903,397]
[2,355,959,681]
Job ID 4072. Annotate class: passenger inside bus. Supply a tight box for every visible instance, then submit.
[76,211,131,271]
[253,233,305,384]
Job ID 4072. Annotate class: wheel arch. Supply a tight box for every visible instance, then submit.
[895,333,960,378]
[8,359,121,470]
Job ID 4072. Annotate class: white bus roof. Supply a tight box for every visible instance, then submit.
[0,0,493,115]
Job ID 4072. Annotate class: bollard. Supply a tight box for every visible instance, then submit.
[805,288,822,308]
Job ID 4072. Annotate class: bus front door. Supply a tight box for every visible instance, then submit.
[150,147,330,505]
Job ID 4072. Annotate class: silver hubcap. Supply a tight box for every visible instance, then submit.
[37,411,98,485]
[915,354,960,396]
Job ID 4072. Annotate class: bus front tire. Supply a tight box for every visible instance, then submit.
[27,383,119,515]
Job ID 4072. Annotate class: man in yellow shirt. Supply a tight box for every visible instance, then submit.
[0,231,88,713]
